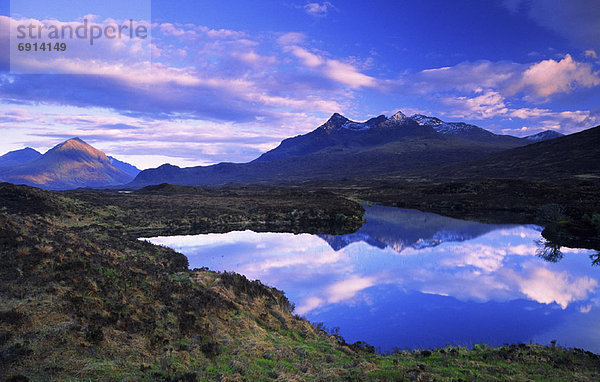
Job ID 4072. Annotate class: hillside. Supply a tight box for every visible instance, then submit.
[422,125,600,183]
[0,138,134,190]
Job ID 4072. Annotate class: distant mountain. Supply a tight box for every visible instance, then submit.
[108,156,141,177]
[129,111,531,187]
[253,111,435,162]
[0,138,135,190]
[318,205,508,253]
[426,125,600,182]
[524,130,564,142]
[0,147,42,167]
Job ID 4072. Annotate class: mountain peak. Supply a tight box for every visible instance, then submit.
[390,111,408,121]
[320,112,351,131]
[56,137,85,148]
[50,137,110,163]
[327,112,349,123]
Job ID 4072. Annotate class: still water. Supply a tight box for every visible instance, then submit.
[146,205,600,353]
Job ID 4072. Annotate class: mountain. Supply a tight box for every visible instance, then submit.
[425,125,600,182]
[0,147,42,167]
[129,111,532,188]
[524,130,565,142]
[0,138,135,190]
[108,156,141,177]
[253,111,435,162]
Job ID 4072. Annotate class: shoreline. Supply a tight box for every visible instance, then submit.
[2,182,600,380]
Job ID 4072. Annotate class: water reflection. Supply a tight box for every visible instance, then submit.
[145,205,599,352]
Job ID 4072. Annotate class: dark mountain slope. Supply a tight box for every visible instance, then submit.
[424,125,600,182]
[253,112,436,162]
[0,147,42,167]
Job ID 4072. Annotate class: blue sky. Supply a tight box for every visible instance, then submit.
[0,0,599,168]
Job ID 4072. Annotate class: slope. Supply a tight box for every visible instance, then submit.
[421,125,600,183]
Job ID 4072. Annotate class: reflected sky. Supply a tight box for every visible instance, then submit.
[145,205,600,352]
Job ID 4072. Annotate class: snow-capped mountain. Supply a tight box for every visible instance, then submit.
[524,130,565,142]
[130,110,539,187]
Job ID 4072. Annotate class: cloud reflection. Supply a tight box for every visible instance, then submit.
[145,207,598,317]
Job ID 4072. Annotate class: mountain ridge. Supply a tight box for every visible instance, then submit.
[0,111,586,190]
[129,111,551,188]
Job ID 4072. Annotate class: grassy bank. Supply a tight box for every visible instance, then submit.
[1,183,600,381]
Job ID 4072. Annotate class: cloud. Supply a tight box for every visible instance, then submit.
[442,90,508,120]
[2,14,600,162]
[281,44,377,89]
[516,267,598,309]
[580,304,592,314]
[520,54,600,98]
[295,275,377,314]
[303,2,335,17]
[409,55,600,102]
[277,32,306,46]
[412,61,522,94]
[440,89,599,133]
[0,15,358,145]
[586,50,598,59]
[326,275,376,303]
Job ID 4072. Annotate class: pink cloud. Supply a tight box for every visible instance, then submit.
[520,54,600,98]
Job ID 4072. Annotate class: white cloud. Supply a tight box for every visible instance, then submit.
[442,90,508,120]
[520,54,600,98]
[586,50,598,59]
[304,2,335,17]
[516,267,598,309]
[282,44,377,89]
[277,32,306,46]
[580,304,592,314]
[326,275,376,303]
[410,55,600,102]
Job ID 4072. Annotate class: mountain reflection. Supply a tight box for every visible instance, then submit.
[319,205,511,252]
[145,206,600,352]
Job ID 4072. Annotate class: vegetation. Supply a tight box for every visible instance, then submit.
[1,183,600,381]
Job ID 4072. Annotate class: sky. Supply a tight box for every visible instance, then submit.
[0,0,599,169]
